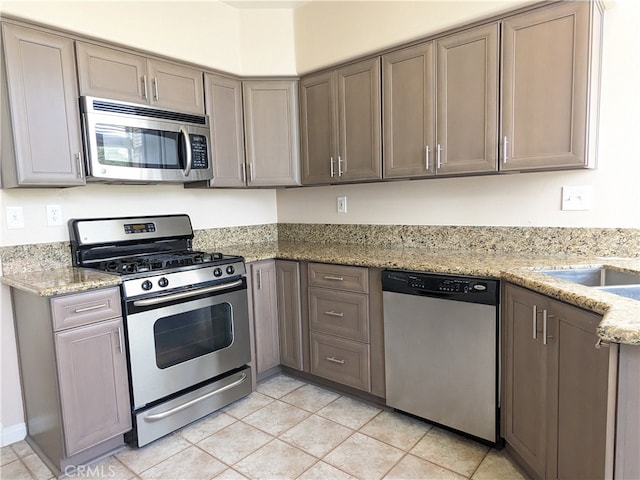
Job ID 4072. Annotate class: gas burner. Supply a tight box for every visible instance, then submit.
[98,251,227,275]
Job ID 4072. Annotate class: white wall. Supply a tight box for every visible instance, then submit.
[279,0,640,228]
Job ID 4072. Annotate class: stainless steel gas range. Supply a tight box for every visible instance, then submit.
[69,214,252,447]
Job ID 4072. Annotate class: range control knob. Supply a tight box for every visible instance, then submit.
[213,268,223,277]
[226,265,235,275]
[141,280,153,291]
[158,277,169,288]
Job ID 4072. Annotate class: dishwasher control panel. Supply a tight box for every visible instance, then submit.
[383,270,498,305]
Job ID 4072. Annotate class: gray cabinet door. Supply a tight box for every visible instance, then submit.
[382,42,435,179]
[1,23,84,186]
[501,1,602,171]
[547,299,611,480]
[205,73,246,187]
[300,71,337,185]
[243,80,301,187]
[276,260,303,371]
[147,59,204,114]
[436,23,498,175]
[76,42,147,104]
[337,58,382,182]
[55,318,131,456]
[503,284,548,479]
[248,260,280,374]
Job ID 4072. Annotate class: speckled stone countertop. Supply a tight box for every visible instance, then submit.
[1,267,121,296]
[2,241,638,345]
[223,241,640,346]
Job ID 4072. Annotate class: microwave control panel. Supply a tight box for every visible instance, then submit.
[190,135,209,168]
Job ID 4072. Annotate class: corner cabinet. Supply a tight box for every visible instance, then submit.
[242,80,301,187]
[75,42,205,114]
[500,1,603,171]
[300,58,382,185]
[11,286,130,476]
[382,23,498,179]
[502,283,616,480]
[1,23,85,187]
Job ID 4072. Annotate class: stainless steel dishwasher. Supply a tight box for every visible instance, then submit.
[382,269,500,445]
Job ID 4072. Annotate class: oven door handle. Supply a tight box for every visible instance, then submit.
[143,372,248,422]
[132,279,244,307]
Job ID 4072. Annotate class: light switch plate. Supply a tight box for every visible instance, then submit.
[561,186,592,211]
[6,206,25,229]
[337,196,347,213]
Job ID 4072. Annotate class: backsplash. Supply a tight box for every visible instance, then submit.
[1,223,637,275]
[277,224,640,257]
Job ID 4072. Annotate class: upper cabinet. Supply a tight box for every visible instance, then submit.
[76,42,205,114]
[243,80,301,187]
[1,23,85,187]
[300,57,382,185]
[382,23,499,179]
[204,72,246,187]
[500,1,603,171]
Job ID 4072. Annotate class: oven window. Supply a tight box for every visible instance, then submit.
[153,303,233,369]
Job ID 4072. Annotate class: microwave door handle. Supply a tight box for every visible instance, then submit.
[179,126,192,177]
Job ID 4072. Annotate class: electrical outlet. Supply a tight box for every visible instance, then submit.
[337,196,347,213]
[46,204,63,226]
[6,206,25,229]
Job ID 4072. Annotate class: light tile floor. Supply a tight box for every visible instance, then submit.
[1,374,526,480]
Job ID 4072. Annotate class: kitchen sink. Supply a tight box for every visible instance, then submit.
[539,267,640,301]
[539,267,640,287]
[595,285,640,301]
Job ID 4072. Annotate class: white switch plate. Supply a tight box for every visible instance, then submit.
[337,196,347,213]
[561,186,592,211]
[46,204,63,226]
[6,206,25,229]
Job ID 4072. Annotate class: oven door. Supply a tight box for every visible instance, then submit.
[125,278,250,410]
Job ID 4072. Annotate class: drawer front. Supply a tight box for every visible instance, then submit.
[309,287,369,342]
[310,332,370,392]
[308,263,368,293]
[52,287,122,331]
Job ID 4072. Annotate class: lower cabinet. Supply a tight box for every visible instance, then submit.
[503,282,616,480]
[11,286,130,476]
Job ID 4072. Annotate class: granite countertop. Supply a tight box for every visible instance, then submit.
[1,267,121,296]
[2,241,638,345]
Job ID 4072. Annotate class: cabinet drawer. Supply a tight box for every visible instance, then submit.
[310,332,370,392]
[309,287,369,342]
[52,287,122,331]
[308,263,368,293]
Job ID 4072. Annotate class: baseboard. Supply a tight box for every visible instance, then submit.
[1,422,26,447]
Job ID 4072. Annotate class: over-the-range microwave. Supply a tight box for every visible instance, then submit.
[80,96,212,183]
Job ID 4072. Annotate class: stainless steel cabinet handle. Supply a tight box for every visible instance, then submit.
[330,157,335,178]
[542,311,554,345]
[532,305,538,340]
[248,163,254,182]
[326,356,345,365]
[436,144,443,169]
[425,145,430,170]
[75,153,83,178]
[503,136,509,163]
[153,77,159,101]
[324,311,344,317]
[142,75,148,100]
[116,327,124,353]
[257,269,262,290]
[241,163,247,183]
[323,275,344,281]
[338,155,344,177]
[144,373,248,422]
[74,303,108,313]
